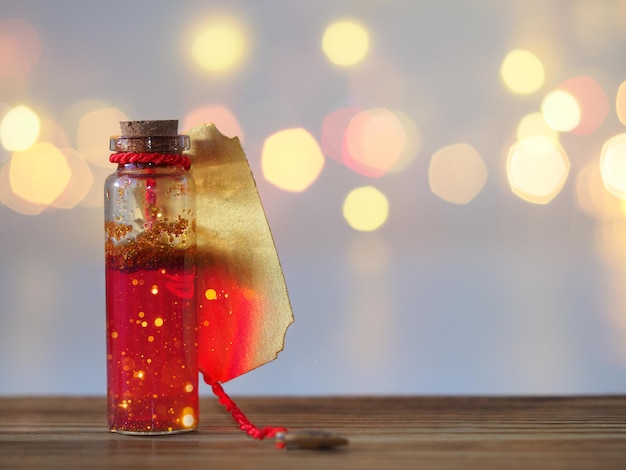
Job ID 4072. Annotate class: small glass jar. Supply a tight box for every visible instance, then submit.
[104,121,198,435]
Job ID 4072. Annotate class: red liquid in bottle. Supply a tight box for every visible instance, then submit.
[106,235,198,435]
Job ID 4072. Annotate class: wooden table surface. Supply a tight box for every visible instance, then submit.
[1,396,625,469]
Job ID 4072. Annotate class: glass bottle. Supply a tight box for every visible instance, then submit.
[104,120,198,435]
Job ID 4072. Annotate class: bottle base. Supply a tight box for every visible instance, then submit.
[110,427,197,436]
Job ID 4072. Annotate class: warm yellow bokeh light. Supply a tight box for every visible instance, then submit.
[191,21,246,72]
[0,160,46,215]
[77,107,128,168]
[500,49,545,95]
[506,136,570,204]
[428,143,488,205]
[345,108,406,177]
[517,112,559,141]
[600,133,626,200]
[0,102,11,165]
[616,81,626,127]
[541,90,581,132]
[0,105,40,151]
[51,148,93,209]
[182,407,196,427]
[9,142,71,205]
[342,186,389,232]
[576,160,623,219]
[38,118,71,149]
[386,110,422,174]
[322,20,369,66]
[261,128,325,192]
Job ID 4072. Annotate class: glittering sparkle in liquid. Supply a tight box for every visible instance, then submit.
[106,260,198,434]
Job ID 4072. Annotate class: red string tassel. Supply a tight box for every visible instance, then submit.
[204,374,288,449]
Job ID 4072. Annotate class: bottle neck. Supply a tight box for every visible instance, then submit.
[110,135,190,153]
[116,162,189,175]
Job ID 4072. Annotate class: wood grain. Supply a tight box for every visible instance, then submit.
[1,396,625,469]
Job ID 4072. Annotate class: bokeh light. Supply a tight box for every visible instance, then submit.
[615,81,626,127]
[322,107,415,177]
[344,108,407,177]
[576,159,623,219]
[541,90,581,132]
[51,148,93,209]
[321,106,362,165]
[600,133,626,200]
[0,161,46,215]
[322,20,369,67]
[191,20,246,73]
[38,118,72,149]
[517,112,559,141]
[506,136,570,204]
[9,142,71,205]
[0,104,8,163]
[261,128,325,192]
[77,107,128,168]
[183,105,243,140]
[0,19,41,79]
[428,143,488,205]
[0,105,40,152]
[500,49,545,95]
[557,76,608,135]
[386,110,422,174]
[342,186,389,232]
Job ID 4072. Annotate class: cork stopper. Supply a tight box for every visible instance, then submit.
[120,120,179,137]
[110,119,190,153]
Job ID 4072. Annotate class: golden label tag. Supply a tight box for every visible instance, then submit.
[186,124,294,383]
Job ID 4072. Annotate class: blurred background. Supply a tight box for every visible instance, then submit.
[2,0,626,397]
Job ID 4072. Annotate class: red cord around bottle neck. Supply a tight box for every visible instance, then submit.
[110,152,191,170]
